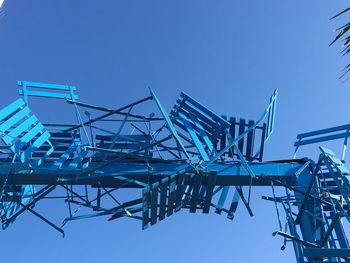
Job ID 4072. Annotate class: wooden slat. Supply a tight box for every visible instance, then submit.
[266,90,277,139]
[182,185,192,207]
[227,190,240,220]
[198,186,206,202]
[215,186,229,214]
[150,183,159,226]
[203,172,217,213]
[179,92,230,127]
[18,81,75,91]
[238,119,245,154]
[167,177,176,216]
[190,172,202,213]
[219,116,227,152]
[21,130,50,162]
[158,178,168,221]
[19,89,78,101]
[3,115,38,145]
[245,120,255,161]
[179,102,219,132]
[11,123,45,155]
[67,150,88,169]
[228,117,236,157]
[259,123,267,161]
[179,112,209,161]
[35,143,54,166]
[52,143,77,168]
[0,107,30,132]
[0,99,25,122]
[142,186,150,230]
[175,173,185,212]
[191,115,216,155]
[150,89,190,159]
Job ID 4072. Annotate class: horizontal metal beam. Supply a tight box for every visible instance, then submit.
[0,160,309,187]
[304,248,350,257]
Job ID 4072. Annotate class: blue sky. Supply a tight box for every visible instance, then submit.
[1,1,350,262]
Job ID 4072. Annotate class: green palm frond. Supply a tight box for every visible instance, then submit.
[331,7,350,20]
[330,7,350,78]
[330,23,350,46]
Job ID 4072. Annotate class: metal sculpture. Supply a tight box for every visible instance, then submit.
[0,80,349,262]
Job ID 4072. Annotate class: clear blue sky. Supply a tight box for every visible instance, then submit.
[1,1,350,262]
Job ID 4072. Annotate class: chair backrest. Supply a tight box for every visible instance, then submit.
[294,124,350,160]
[95,134,153,158]
[265,89,277,141]
[0,98,53,166]
[218,89,277,163]
[0,98,82,166]
[170,92,230,162]
[18,80,78,104]
[219,117,267,162]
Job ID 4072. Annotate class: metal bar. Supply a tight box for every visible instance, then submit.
[2,184,56,227]
[297,124,350,139]
[178,112,209,161]
[319,213,340,247]
[78,135,172,178]
[18,81,75,91]
[191,114,216,155]
[266,176,332,207]
[64,96,152,132]
[215,186,229,214]
[19,90,77,101]
[235,186,253,216]
[206,90,277,165]
[273,231,318,248]
[150,89,189,159]
[303,248,350,257]
[66,99,162,121]
[295,132,350,147]
[17,201,65,237]
[227,190,239,220]
[295,174,315,224]
[60,184,88,203]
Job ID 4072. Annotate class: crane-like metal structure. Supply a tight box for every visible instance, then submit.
[0,81,349,262]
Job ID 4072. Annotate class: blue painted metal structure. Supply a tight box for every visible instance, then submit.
[0,81,350,262]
